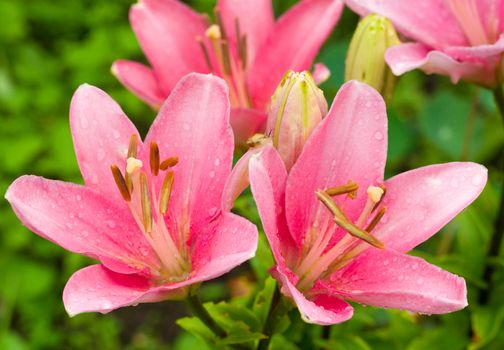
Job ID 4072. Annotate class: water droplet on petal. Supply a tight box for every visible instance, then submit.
[112,130,120,139]
[183,123,190,131]
[209,171,215,178]
[214,158,220,166]
[374,131,383,140]
[106,220,116,228]
[472,174,483,186]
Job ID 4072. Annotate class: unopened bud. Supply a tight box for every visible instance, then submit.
[267,71,328,170]
[345,14,400,102]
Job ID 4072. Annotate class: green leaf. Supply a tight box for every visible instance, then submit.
[470,305,504,349]
[316,336,372,350]
[407,327,469,350]
[252,277,277,326]
[176,317,218,346]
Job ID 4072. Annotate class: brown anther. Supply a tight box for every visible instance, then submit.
[315,190,349,222]
[333,215,385,249]
[239,35,248,68]
[213,8,227,39]
[365,207,387,233]
[372,184,387,212]
[111,165,131,202]
[160,157,179,170]
[246,133,270,149]
[325,180,359,199]
[127,134,139,158]
[201,13,212,28]
[160,171,175,215]
[125,172,133,193]
[150,142,160,176]
[140,173,152,233]
[220,40,232,75]
[197,36,213,71]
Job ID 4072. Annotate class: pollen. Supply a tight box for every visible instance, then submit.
[126,157,143,174]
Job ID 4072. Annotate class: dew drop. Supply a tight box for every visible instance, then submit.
[183,123,190,131]
[450,178,459,188]
[82,230,89,237]
[80,118,89,129]
[140,246,149,256]
[471,174,483,186]
[106,220,116,228]
[209,171,215,178]
[373,131,383,140]
[214,158,220,166]
[112,130,120,139]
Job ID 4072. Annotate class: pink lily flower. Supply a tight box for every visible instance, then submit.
[5,74,258,316]
[345,0,504,87]
[248,80,487,324]
[112,0,343,142]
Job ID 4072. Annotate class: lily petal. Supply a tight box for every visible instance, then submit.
[285,81,387,247]
[130,0,208,95]
[5,176,158,274]
[69,84,142,205]
[248,0,343,109]
[445,35,504,60]
[249,146,296,265]
[144,73,233,232]
[217,0,274,63]
[328,249,467,314]
[344,0,467,48]
[385,43,497,87]
[191,212,258,280]
[231,108,267,145]
[273,266,354,325]
[111,60,165,108]
[375,162,487,252]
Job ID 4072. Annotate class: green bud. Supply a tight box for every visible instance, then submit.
[345,14,400,102]
[268,71,328,170]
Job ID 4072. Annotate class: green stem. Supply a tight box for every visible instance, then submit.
[479,88,504,304]
[185,294,227,338]
[257,287,291,350]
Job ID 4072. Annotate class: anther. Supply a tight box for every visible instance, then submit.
[160,157,179,170]
[196,36,213,71]
[127,134,139,158]
[367,186,384,203]
[220,40,232,75]
[110,165,131,201]
[365,207,387,233]
[126,157,143,174]
[372,184,387,212]
[326,180,359,198]
[140,172,152,233]
[160,171,174,215]
[333,215,385,249]
[213,9,227,39]
[150,142,160,176]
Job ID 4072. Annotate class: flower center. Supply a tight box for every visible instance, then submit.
[444,0,499,45]
[197,10,252,109]
[111,134,190,282]
[295,181,387,291]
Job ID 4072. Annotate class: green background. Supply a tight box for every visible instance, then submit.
[1,0,503,349]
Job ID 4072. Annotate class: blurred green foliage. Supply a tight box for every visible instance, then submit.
[1,0,504,349]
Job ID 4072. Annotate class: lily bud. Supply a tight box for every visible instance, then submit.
[267,71,328,170]
[345,14,400,102]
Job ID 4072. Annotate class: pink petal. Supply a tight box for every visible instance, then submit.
[247,0,343,109]
[130,0,208,95]
[191,212,258,281]
[5,176,158,274]
[385,43,497,87]
[375,162,487,252]
[143,73,233,232]
[249,146,296,266]
[272,266,353,325]
[222,142,270,212]
[312,63,331,85]
[445,35,504,60]
[285,81,387,247]
[70,84,142,204]
[328,249,467,314]
[111,60,165,107]
[344,0,467,48]
[230,108,267,145]
[63,265,155,316]
[217,0,274,63]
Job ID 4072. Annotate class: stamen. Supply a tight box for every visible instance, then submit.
[220,40,232,75]
[367,186,384,203]
[126,157,143,174]
[235,17,247,68]
[160,157,179,170]
[111,165,131,201]
[150,142,160,176]
[315,190,348,222]
[160,171,174,215]
[365,207,387,233]
[333,215,384,249]
[326,180,358,198]
[205,24,221,40]
[127,134,139,158]
[140,172,153,233]
[213,9,227,39]
[196,36,213,71]
[125,172,133,193]
[372,184,387,212]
